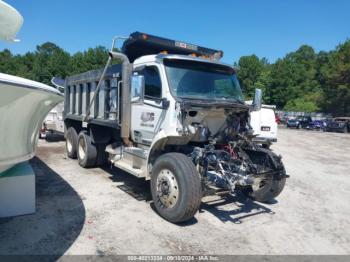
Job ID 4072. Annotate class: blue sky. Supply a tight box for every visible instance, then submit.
[1,0,349,64]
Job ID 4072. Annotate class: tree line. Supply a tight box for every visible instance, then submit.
[0,42,111,85]
[0,40,349,116]
[235,39,350,116]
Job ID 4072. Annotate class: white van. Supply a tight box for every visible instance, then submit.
[249,104,278,147]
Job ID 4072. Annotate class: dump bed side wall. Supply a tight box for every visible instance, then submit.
[64,64,122,127]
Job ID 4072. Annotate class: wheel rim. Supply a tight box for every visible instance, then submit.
[78,137,86,160]
[156,169,179,208]
[67,137,73,153]
[252,177,267,191]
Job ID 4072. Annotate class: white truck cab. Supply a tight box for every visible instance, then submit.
[130,54,241,148]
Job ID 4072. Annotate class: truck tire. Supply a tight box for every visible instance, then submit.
[77,132,97,168]
[150,153,202,223]
[66,127,78,159]
[246,176,286,203]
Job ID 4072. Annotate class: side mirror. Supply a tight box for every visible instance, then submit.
[162,98,170,110]
[131,74,145,104]
[252,88,262,111]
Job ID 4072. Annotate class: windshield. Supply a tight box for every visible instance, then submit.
[164,59,244,102]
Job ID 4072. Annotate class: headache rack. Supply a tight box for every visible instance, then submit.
[122,31,223,62]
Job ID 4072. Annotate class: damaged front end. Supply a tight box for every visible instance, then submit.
[178,99,288,202]
[191,141,288,201]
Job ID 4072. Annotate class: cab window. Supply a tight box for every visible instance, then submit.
[137,66,162,99]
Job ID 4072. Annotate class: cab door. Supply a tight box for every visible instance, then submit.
[130,65,165,146]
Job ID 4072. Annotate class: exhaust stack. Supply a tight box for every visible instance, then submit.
[108,51,132,146]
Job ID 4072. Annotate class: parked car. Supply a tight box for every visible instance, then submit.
[325,117,350,133]
[286,118,300,129]
[280,114,289,124]
[286,116,312,129]
[306,120,326,130]
[275,114,281,125]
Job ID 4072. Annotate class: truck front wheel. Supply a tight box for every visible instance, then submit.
[245,176,286,203]
[77,132,97,168]
[151,153,202,223]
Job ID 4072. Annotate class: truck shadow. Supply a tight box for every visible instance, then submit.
[200,193,275,224]
[102,166,152,201]
[102,167,199,226]
[0,157,85,259]
[103,166,275,225]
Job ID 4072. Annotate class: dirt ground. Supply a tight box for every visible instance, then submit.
[0,128,349,256]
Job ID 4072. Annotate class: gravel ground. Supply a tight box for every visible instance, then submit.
[0,128,349,256]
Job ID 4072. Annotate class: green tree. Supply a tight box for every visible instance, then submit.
[31,42,71,84]
[235,55,269,99]
[0,43,113,85]
[0,49,16,74]
[319,40,350,116]
[268,45,322,110]
[69,46,110,75]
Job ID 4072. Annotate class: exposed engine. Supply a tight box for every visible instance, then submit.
[186,110,288,195]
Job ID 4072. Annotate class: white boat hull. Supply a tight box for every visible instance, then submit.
[0,74,63,174]
[0,0,23,41]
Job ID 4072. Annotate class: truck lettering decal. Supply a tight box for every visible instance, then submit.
[141,112,155,127]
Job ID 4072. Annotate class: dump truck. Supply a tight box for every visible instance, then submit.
[63,32,288,223]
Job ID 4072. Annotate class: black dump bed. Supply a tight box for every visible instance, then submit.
[122,31,223,62]
[64,64,122,128]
